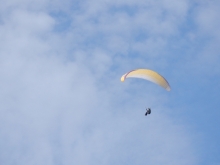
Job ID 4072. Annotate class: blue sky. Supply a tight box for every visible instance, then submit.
[0,0,220,164]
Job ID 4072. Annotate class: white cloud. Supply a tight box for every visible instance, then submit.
[0,0,203,164]
[64,0,190,60]
[195,1,220,37]
[173,1,220,77]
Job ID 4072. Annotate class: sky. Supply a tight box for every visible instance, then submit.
[0,0,220,165]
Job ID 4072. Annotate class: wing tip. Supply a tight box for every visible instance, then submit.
[166,87,171,91]
[120,76,125,82]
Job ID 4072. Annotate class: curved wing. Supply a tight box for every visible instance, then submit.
[121,69,171,91]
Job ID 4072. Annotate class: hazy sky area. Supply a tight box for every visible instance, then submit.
[0,0,220,164]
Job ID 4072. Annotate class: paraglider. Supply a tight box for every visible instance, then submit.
[120,69,170,116]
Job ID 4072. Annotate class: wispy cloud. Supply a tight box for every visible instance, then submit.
[2,0,220,164]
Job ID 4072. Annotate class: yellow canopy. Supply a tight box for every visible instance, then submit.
[121,69,171,91]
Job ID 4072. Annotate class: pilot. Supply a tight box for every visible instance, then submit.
[145,108,151,116]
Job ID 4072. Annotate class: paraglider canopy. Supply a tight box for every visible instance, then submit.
[121,69,171,91]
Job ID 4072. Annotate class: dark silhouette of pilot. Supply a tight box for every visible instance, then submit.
[145,108,151,116]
